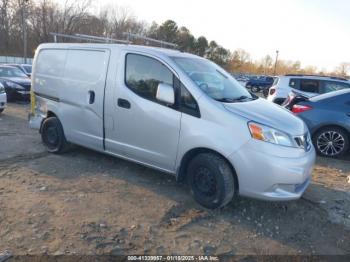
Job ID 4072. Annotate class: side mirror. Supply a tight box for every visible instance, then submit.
[156,83,175,105]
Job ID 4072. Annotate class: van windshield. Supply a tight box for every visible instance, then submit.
[171,57,255,102]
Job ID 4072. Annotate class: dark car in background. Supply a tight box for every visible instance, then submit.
[245,76,275,95]
[5,64,32,77]
[284,89,350,158]
[0,65,31,101]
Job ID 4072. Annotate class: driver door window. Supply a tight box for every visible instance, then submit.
[125,54,173,103]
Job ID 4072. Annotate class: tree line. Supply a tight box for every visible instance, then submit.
[0,0,348,78]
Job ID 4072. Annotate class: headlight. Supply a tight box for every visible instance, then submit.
[248,121,295,147]
[5,81,24,90]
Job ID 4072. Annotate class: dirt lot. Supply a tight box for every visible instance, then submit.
[0,103,350,256]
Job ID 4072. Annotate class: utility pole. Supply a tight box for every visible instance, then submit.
[20,0,28,64]
[273,50,279,75]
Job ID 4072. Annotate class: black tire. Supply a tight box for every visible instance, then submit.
[251,86,260,93]
[187,153,236,209]
[41,117,69,154]
[313,126,349,158]
[0,108,3,114]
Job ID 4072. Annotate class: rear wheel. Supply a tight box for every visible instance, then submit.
[41,117,69,154]
[0,108,3,113]
[187,153,236,209]
[313,127,349,158]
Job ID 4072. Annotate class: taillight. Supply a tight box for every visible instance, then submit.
[292,104,312,114]
[269,88,276,95]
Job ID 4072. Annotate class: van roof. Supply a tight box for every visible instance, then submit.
[37,43,200,59]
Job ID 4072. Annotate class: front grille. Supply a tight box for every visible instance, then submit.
[294,133,311,151]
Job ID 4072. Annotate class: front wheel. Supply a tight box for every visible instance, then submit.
[41,117,69,154]
[313,127,349,158]
[0,108,4,114]
[187,153,236,209]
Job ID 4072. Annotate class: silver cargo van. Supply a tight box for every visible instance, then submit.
[29,43,315,209]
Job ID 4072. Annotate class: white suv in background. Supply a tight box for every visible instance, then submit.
[267,74,350,104]
[0,82,6,113]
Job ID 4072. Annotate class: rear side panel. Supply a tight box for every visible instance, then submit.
[32,47,110,151]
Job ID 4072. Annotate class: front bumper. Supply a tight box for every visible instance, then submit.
[228,139,316,201]
[0,92,7,108]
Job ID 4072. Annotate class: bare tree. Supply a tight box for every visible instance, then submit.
[335,62,350,78]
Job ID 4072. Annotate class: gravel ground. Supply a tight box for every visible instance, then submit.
[0,103,350,256]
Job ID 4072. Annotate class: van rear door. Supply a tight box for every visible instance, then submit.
[60,48,110,151]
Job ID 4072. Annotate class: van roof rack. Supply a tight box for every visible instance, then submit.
[284,74,348,81]
[50,32,130,44]
[123,32,178,49]
[50,32,178,49]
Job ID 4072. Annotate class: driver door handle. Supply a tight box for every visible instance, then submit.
[88,90,95,104]
[118,98,131,109]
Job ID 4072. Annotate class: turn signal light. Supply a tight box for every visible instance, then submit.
[248,123,265,140]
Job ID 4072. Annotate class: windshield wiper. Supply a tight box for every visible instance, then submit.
[215,98,236,102]
[234,95,251,101]
[215,96,255,103]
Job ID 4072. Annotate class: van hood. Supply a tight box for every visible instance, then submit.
[223,98,307,136]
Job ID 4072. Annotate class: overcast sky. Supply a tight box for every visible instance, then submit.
[94,0,349,71]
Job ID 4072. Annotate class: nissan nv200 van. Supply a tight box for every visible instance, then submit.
[29,43,316,209]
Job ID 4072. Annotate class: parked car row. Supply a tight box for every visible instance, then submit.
[4,63,32,78]
[245,75,276,95]
[0,64,32,113]
[267,74,350,104]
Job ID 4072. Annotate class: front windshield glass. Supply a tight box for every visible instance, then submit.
[0,67,27,78]
[172,57,254,102]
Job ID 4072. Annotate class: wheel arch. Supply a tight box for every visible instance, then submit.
[176,147,239,192]
[311,123,350,138]
[39,110,58,133]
